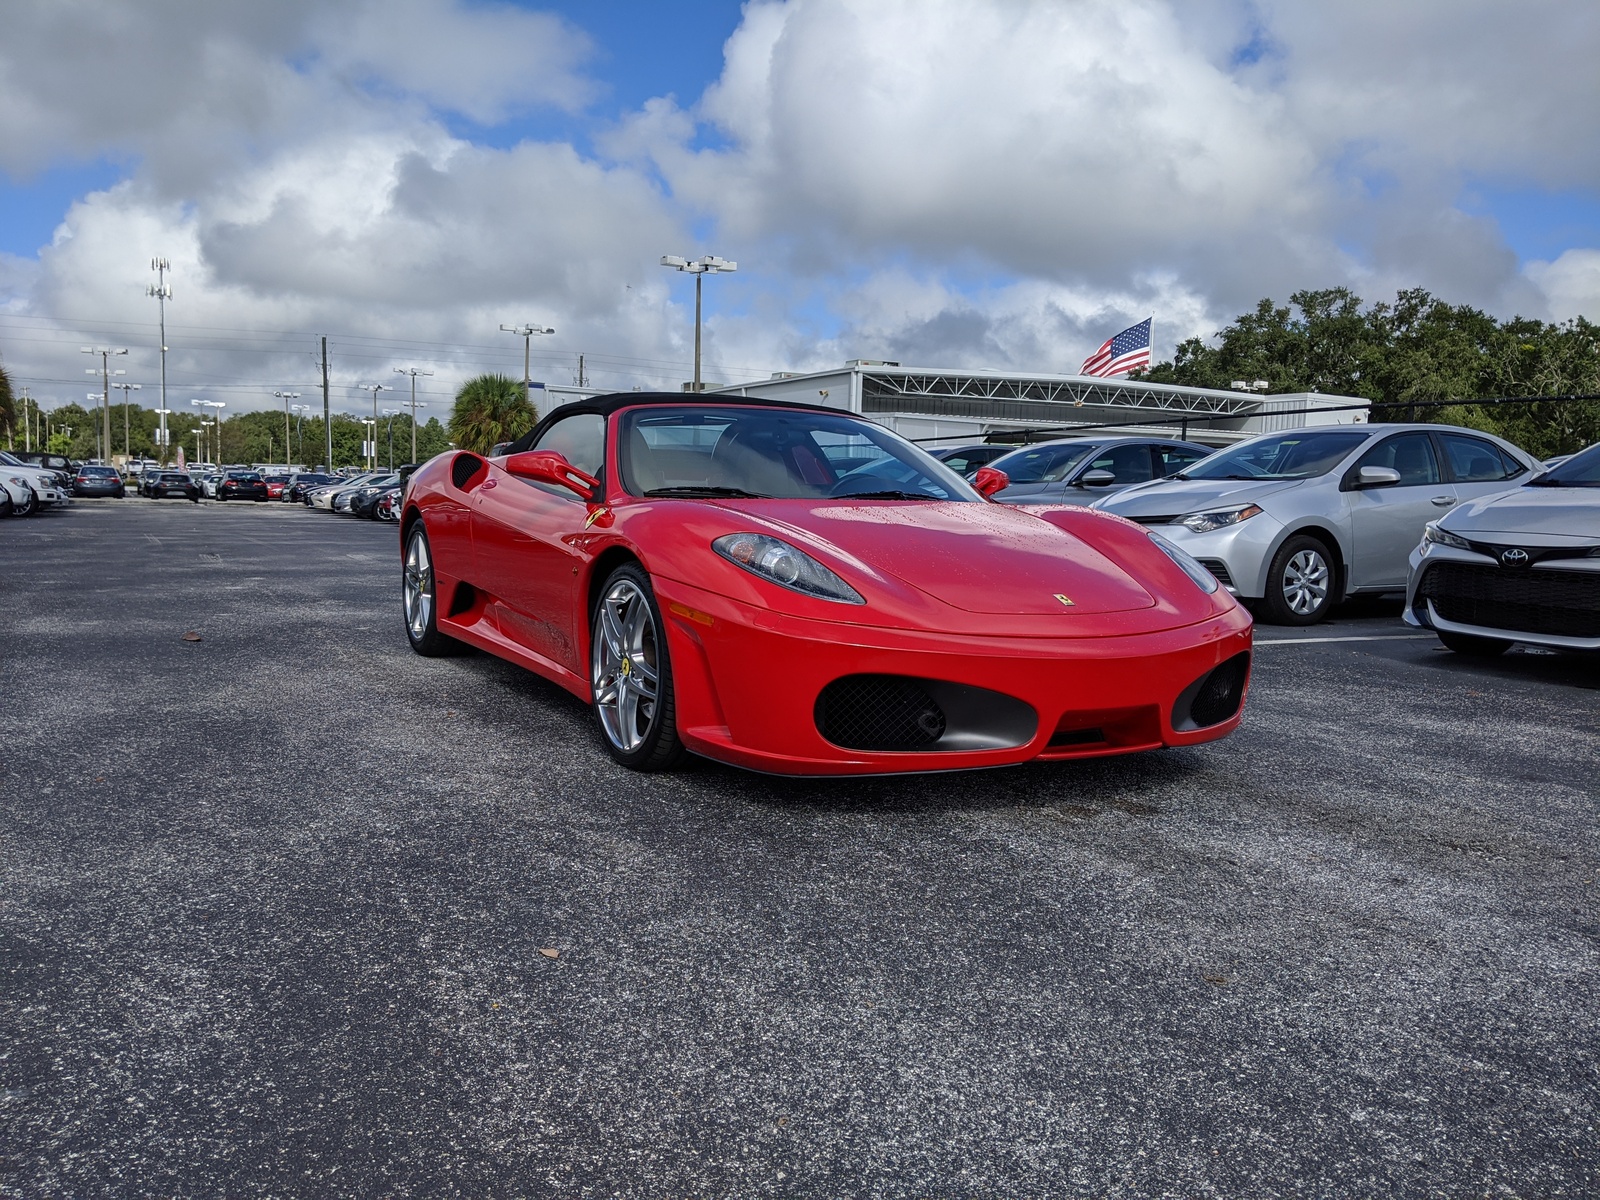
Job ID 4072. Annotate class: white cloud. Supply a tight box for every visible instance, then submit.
[1525,250,1600,322]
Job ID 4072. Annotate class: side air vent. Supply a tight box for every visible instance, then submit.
[1173,651,1251,731]
[451,454,486,490]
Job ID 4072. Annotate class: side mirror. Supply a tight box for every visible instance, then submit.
[1355,465,1402,488]
[1078,469,1116,488]
[505,450,600,500]
[972,466,1010,499]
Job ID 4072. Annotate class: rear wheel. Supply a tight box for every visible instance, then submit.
[1261,534,1334,625]
[1437,630,1512,657]
[402,524,457,656]
[591,564,685,771]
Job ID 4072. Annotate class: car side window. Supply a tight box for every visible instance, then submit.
[535,413,606,478]
[1156,444,1206,476]
[1355,432,1440,486]
[1084,444,1155,484]
[1438,432,1521,482]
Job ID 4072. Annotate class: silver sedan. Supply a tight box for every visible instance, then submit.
[984,436,1212,505]
[1405,441,1600,654]
[1096,423,1539,624]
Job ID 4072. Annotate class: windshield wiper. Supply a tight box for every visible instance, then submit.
[644,485,770,499]
[831,489,940,500]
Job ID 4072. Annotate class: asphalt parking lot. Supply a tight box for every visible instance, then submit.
[2,500,1597,1198]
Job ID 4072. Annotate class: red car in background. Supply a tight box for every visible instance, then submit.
[399,394,1252,775]
[264,477,288,499]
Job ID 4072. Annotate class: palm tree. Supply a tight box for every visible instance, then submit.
[449,373,537,455]
[0,358,14,449]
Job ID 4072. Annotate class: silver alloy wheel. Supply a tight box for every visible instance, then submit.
[592,578,660,754]
[1282,547,1329,616]
[403,531,433,641]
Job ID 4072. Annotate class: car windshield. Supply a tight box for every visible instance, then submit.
[0,451,26,467]
[81,466,117,476]
[619,406,981,501]
[1182,430,1371,481]
[1528,442,1600,487]
[161,473,189,482]
[229,472,262,482]
[986,442,1099,484]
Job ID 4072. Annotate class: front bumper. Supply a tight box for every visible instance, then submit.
[653,577,1254,776]
[1405,543,1600,651]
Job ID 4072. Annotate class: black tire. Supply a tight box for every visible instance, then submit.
[1260,534,1336,625]
[1437,630,1513,657]
[402,523,458,656]
[590,563,686,771]
[13,487,38,518]
[0,490,12,518]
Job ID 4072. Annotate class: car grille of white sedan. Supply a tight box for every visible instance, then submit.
[1419,562,1600,639]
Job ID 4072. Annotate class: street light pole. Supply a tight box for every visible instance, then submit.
[81,346,128,462]
[148,259,172,461]
[393,368,433,462]
[292,403,312,464]
[359,385,388,470]
[660,254,736,392]
[499,324,554,413]
[275,391,300,470]
[111,382,141,461]
[190,399,225,466]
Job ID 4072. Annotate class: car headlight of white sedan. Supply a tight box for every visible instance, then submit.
[1422,521,1471,550]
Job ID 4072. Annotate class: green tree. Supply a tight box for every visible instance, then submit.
[450,373,536,455]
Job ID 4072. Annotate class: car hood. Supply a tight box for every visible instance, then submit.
[1443,484,1600,539]
[722,500,1157,615]
[1098,476,1304,518]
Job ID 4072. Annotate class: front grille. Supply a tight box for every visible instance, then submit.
[1198,559,1234,589]
[1183,652,1251,729]
[815,675,947,751]
[1420,563,1600,639]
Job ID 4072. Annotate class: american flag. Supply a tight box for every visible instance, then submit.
[1079,318,1152,378]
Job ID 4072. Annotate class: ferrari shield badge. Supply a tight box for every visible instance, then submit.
[1054,594,1075,607]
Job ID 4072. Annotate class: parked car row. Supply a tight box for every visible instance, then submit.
[1,450,73,516]
[299,468,414,522]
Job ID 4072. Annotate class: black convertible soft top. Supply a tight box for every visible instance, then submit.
[504,391,844,456]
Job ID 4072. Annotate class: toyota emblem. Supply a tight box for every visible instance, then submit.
[1500,547,1529,566]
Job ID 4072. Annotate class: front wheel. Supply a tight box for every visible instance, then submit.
[402,524,457,656]
[591,564,685,771]
[13,487,38,518]
[1261,534,1334,625]
[1437,630,1512,657]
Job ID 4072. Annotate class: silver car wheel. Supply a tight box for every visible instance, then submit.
[1282,548,1329,615]
[403,531,433,641]
[592,578,660,754]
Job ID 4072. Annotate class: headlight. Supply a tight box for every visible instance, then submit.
[1180,504,1262,534]
[1149,533,1220,594]
[712,533,865,604]
[1422,522,1471,550]
[8,476,28,487]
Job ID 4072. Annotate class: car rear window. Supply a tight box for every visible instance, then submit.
[230,472,263,482]
[80,466,118,476]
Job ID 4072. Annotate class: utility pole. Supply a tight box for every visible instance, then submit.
[359,384,388,470]
[393,367,432,462]
[82,346,128,462]
[500,323,555,412]
[112,382,141,460]
[577,354,587,388]
[321,337,332,471]
[275,391,300,470]
[660,255,737,391]
[148,259,172,460]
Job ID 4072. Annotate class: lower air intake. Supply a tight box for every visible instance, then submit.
[1174,651,1251,730]
[815,675,947,751]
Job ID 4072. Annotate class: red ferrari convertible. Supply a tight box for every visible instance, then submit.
[401,394,1252,775]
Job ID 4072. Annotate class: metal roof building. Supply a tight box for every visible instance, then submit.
[712,361,1368,447]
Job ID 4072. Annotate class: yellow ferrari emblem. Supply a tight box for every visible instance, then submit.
[584,506,610,529]
[1054,594,1075,607]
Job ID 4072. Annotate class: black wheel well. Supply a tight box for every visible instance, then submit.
[587,547,644,618]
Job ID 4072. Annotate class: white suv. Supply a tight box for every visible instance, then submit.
[0,450,71,517]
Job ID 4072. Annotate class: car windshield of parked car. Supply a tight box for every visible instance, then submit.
[80,465,118,477]
[1181,431,1371,481]
[1528,442,1600,487]
[619,406,982,501]
[986,442,1098,484]
[161,473,189,482]
[228,472,262,482]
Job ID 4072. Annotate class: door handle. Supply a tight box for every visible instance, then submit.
[1430,495,1454,506]
[480,478,498,491]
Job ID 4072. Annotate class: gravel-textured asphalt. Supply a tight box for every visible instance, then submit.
[2,500,1597,1198]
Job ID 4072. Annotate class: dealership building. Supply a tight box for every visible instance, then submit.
[710,361,1368,448]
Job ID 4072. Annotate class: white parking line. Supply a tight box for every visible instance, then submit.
[1256,633,1435,646]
